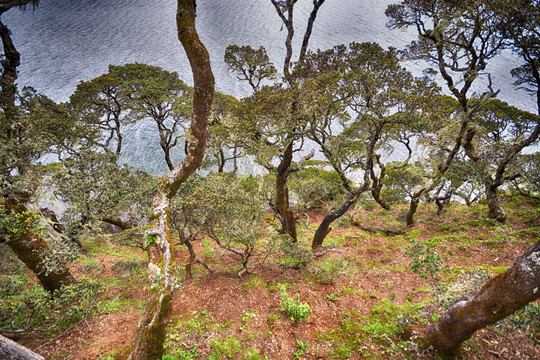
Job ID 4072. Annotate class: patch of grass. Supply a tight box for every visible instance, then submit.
[320,300,430,359]
[100,297,140,313]
[209,335,241,360]
[309,257,350,284]
[242,276,266,291]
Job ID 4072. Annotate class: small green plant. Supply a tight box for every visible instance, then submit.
[293,339,309,359]
[277,284,311,322]
[404,239,451,296]
[246,348,264,360]
[278,237,313,269]
[326,293,341,302]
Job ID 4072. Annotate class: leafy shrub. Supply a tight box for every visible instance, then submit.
[278,237,313,269]
[0,276,102,335]
[111,260,142,278]
[171,173,270,272]
[404,239,451,296]
[289,163,344,210]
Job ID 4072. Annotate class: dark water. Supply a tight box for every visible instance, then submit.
[3,0,532,173]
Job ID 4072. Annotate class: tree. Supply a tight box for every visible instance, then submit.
[110,63,192,171]
[511,153,540,200]
[70,69,133,155]
[225,0,326,242]
[128,1,214,359]
[0,88,83,293]
[386,0,507,226]
[0,0,85,293]
[204,91,243,173]
[71,64,192,171]
[294,42,437,248]
[463,99,539,222]
[51,149,156,233]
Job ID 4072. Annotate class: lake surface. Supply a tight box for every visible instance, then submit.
[3,0,532,174]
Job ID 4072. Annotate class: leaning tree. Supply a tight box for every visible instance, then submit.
[0,0,83,293]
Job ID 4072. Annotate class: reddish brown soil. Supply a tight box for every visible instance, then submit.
[13,201,540,359]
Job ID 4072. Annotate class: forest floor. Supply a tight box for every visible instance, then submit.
[3,197,540,359]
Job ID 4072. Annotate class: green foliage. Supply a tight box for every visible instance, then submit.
[278,284,311,323]
[404,239,451,295]
[278,237,313,269]
[382,163,426,204]
[326,293,341,302]
[0,205,43,243]
[224,45,277,92]
[1,87,91,201]
[0,276,102,335]
[111,260,142,278]
[50,149,156,234]
[289,164,344,211]
[507,303,540,344]
[161,347,199,360]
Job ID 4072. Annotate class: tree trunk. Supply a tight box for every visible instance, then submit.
[7,233,75,293]
[0,334,45,360]
[485,183,506,223]
[311,193,360,250]
[412,239,540,358]
[3,202,75,293]
[406,198,419,227]
[128,1,214,359]
[275,141,297,242]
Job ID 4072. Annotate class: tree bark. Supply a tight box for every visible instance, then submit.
[0,334,45,360]
[485,184,506,223]
[406,198,419,227]
[412,239,540,358]
[311,193,360,250]
[275,141,298,242]
[128,1,214,359]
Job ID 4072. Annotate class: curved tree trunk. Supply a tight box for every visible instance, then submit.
[7,233,75,293]
[0,334,45,360]
[311,193,361,250]
[412,239,540,358]
[128,1,214,359]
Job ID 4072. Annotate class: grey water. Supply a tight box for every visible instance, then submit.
[3,0,533,175]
